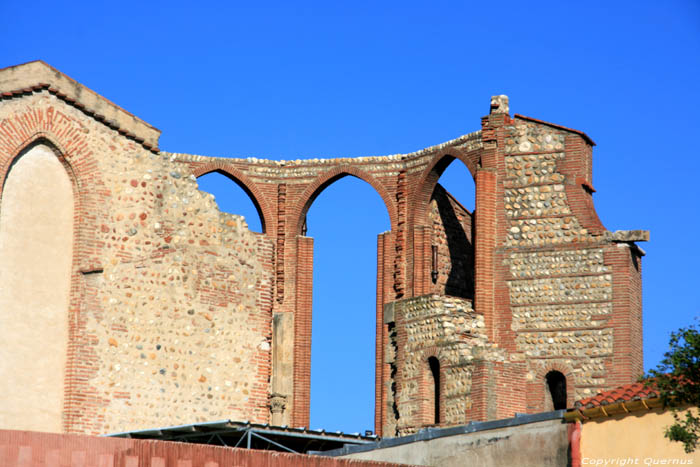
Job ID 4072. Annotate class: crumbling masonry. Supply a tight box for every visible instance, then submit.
[0,61,648,436]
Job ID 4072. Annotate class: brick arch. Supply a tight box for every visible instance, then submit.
[410,152,477,227]
[0,131,104,272]
[1,133,78,198]
[532,362,576,410]
[289,165,396,427]
[291,166,397,236]
[420,345,442,361]
[0,130,106,432]
[192,163,274,235]
[416,347,445,426]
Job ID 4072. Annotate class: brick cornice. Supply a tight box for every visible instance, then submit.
[0,61,160,151]
[0,84,160,153]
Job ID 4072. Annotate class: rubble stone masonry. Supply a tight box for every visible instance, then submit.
[0,64,647,437]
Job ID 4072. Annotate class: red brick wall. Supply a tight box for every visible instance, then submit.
[0,430,410,467]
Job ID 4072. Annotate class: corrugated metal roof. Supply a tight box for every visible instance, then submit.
[104,419,378,454]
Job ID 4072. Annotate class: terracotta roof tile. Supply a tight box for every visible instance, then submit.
[575,381,659,409]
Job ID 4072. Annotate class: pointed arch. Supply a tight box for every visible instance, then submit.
[292,168,394,431]
[410,153,477,299]
[292,166,397,237]
[0,138,76,432]
[0,128,110,433]
[411,151,478,227]
[1,133,80,206]
[192,163,273,235]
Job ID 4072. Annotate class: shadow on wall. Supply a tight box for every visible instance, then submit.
[431,184,474,300]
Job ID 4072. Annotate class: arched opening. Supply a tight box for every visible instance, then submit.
[306,175,390,433]
[545,370,567,410]
[196,170,264,233]
[0,142,74,432]
[428,357,441,425]
[428,158,475,299]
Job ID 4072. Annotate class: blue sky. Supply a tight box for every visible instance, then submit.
[3,0,698,434]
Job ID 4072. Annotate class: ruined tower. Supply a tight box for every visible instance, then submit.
[0,62,647,436]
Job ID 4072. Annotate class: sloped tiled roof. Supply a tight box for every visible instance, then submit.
[575,381,659,409]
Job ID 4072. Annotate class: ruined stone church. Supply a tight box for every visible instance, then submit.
[0,61,648,437]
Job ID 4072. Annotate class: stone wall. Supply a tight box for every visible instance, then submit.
[0,62,648,436]
[496,115,646,410]
[168,121,484,431]
[0,81,273,434]
[383,295,505,436]
[338,416,569,467]
[428,184,474,299]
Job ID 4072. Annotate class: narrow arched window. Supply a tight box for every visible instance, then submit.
[428,357,441,424]
[546,371,567,410]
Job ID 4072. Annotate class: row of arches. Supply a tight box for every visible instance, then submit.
[0,139,570,435]
[0,132,480,434]
[196,159,475,433]
[192,149,478,238]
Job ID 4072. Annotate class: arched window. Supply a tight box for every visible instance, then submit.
[428,357,441,425]
[545,370,567,410]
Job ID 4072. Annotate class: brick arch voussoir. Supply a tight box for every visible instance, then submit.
[192,162,274,236]
[534,361,576,409]
[410,151,478,228]
[409,347,452,374]
[291,165,397,236]
[0,131,105,270]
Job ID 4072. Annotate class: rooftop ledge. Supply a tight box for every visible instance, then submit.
[0,61,161,150]
[604,230,650,243]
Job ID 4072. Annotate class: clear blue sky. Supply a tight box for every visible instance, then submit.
[3,0,698,435]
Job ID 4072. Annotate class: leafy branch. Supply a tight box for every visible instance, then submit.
[644,323,700,453]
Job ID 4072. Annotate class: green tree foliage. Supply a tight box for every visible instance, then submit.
[645,323,700,453]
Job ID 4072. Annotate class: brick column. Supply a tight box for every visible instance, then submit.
[605,244,644,388]
[378,231,395,434]
[375,233,386,434]
[474,168,497,339]
[292,235,313,427]
[412,226,431,296]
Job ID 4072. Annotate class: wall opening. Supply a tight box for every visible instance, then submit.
[428,357,441,425]
[0,142,74,432]
[429,158,475,299]
[196,170,264,232]
[306,175,390,433]
[545,370,567,410]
